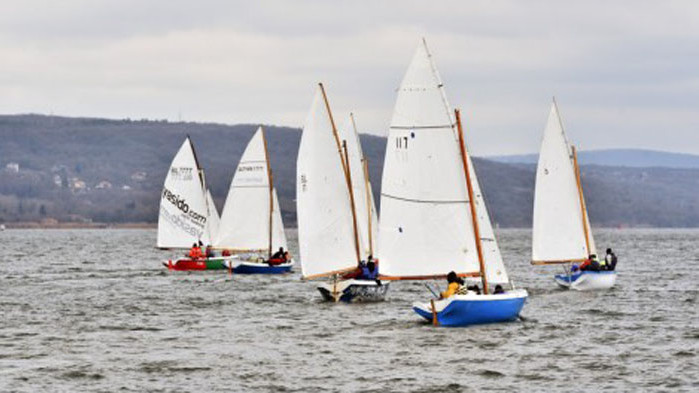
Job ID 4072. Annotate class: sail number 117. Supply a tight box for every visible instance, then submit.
[396,136,409,149]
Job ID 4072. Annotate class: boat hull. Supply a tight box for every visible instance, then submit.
[223,259,294,274]
[413,289,528,327]
[163,257,230,271]
[317,279,389,303]
[555,270,616,290]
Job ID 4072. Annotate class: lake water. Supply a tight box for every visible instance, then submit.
[0,228,697,392]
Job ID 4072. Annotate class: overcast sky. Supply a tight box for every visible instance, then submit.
[0,0,697,155]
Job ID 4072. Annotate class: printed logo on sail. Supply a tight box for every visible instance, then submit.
[170,167,194,181]
[161,188,207,224]
[238,164,264,172]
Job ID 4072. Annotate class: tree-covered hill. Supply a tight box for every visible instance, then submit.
[2,114,699,228]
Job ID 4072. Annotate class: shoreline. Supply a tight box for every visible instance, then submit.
[1,222,157,229]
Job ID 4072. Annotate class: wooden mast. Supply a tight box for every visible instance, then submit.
[572,146,592,256]
[260,126,274,259]
[350,112,374,256]
[319,83,362,264]
[455,109,488,294]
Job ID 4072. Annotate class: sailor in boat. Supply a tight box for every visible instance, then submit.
[361,260,379,281]
[267,247,289,266]
[341,256,380,281]
[576,254,600,272]
[440,271,464,299]
[188,243,203,260]
[205,244,215,258]
[605,248,618,271]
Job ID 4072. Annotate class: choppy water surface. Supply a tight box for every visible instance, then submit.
[0,229,697,392]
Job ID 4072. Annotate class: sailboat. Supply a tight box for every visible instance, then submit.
[214,126,293,274]
[296,83,388,302]
[379,39,527,326]
[158,137,231,270]
[531,101,617,290]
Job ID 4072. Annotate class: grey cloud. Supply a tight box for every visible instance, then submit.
[0,0,697,155]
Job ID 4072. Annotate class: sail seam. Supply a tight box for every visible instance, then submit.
[381,193,467,204]
[390,124,453,130]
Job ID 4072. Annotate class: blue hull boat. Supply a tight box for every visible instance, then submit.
[413,289,528,327]
[554,270,616,290]
[224,260,294,274]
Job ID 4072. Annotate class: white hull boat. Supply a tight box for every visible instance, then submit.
[554,270,617,290]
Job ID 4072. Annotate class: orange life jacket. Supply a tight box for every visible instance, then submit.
[189,247,202,259]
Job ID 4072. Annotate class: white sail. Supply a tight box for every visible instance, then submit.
[215,127,281,252]
[297,86,359,278]
[466,153,510,284]
[338,114,378,258]
[157,137,211,248]
[271,189,288,251]
[378,40,483,278]
[532,102,591,263]
[205,189,220,243]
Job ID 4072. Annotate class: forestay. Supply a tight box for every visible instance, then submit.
[157,137,212,248]
[532,103,592,263]
[378,40,483,279]
[297,85,359,279]
[338,114,379,259]
[214,127,287,252]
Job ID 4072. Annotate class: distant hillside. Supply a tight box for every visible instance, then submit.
[3,114,699,228]
[491,149,699,169]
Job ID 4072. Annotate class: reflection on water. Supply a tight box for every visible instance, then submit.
[0,228,697,392]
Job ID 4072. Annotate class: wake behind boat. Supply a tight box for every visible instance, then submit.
[296,84,387,303]
[378,39,527,326]
[531,101,618,290]
[214,126,294,274]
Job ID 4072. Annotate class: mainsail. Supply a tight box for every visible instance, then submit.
[297,84,361,279]
[532,102,595,263]
[214,126,287,252]
[338,113,379,258]
[157,137,212,248]
[378,39,508,283]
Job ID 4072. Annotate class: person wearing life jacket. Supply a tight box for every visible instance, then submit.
[580,254,601,271]
[605,248,617,271]
[440,271,464,299]
[189,243,203,260]
[596,253,607,270]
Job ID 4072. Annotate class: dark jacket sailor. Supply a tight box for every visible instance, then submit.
[605,248,618,271]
